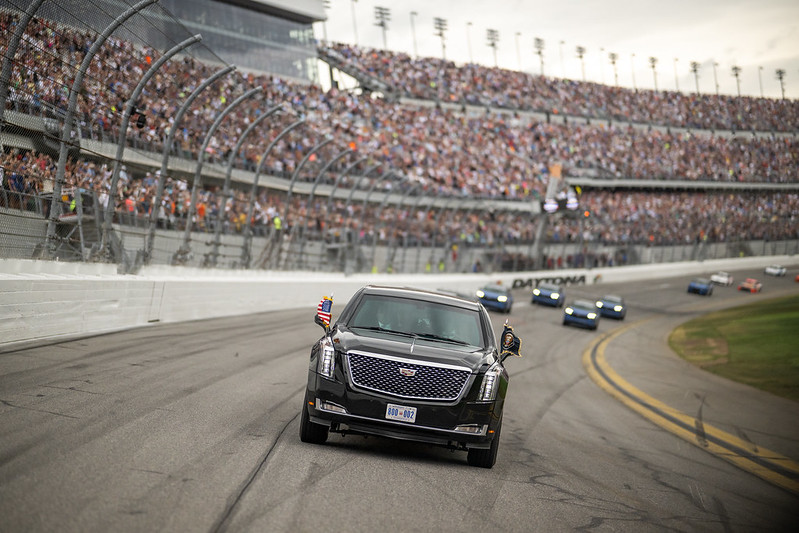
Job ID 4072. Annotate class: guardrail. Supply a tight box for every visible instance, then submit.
[1,255,795,350]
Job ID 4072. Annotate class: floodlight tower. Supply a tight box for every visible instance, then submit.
[775,69,786,99]
[649,56,658,91]
[434,17,448,59]
[576,45,586,81]
[374,6,390,49]
[609,52,619,86]
[534,37,545,75]
[690,61,700,94]
[487,29,499,67]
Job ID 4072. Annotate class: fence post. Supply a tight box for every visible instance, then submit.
[101,34,203,263]
[45,0,159,258]
[174,86,263,265]
[240,118,305,269]
[209,104,282,266]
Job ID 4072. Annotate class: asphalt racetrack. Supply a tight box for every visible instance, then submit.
[1,267,798,532]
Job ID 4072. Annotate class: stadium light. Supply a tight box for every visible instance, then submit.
[434,17,448,59]
[351,0,358,45]
[487,29,500,67]
[630,53,636,90]
[534,37,545,76]
[410,11,418,58]
[374,6,390,49]
[673,58,680,92]
[649,56,658,91]
[608,52,619,86]
[758,66,764,98]
[775,69,786,99]
[732,65,742,97]
[576,46,586,81]
[712,61,719,96]
[690,61,700,95]
[466,22,473,63]
[599,47,605,84]
[515,32,522,71]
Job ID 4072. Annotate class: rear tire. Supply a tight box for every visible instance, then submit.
[299,394,329,444]
[468,418,502,468]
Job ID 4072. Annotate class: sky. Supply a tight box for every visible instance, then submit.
[313,0,799,100]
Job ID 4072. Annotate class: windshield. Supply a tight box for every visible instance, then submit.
[348,294,485,348]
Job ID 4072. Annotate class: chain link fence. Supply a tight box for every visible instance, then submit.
[1,0,796,275]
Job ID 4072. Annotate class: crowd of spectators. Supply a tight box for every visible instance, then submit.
[322,42,799,134]
[1,10,797,263]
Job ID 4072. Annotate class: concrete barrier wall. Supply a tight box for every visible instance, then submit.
[1,256,795,350]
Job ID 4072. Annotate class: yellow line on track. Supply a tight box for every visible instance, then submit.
[582,321,799,495]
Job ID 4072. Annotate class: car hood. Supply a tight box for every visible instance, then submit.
[333,327,493,371]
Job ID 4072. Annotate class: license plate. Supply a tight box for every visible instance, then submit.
[386,403,417,423]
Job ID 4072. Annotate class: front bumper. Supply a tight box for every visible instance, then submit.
[563,314,598,329]
[479,298,511,312]
[532,294,561,306]
[306,372,502,450]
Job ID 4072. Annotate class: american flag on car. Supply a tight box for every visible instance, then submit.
[317,296,333,326]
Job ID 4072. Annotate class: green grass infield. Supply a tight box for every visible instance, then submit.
[669,294,799,402]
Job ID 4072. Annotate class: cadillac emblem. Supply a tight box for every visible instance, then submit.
[399,368,417,377]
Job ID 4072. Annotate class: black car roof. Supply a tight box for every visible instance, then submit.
[361,285,482,311]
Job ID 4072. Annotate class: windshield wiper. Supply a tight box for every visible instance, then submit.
[413,333,472,346]
[351,325,417,338]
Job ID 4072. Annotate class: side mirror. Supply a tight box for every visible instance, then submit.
[499,320,522,362]
[315,296,333,334]
[314,314,330,333]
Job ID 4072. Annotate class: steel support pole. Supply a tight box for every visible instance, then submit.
[145,64,236,264]
[278,138,333,269]
[324,155,369,217]
[46,0,159,257]
[297,147,353,267]
[102,34,202,261]
[385,183,421,272]
[210,104,282,266]
[402,193,431,273]
[358,169,395,241]
[239,117,305,268]
[420,196,456,273]
[174,86,263,264]
[0,0,46,129]
[370,180,409,271]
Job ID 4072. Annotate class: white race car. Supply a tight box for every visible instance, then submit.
[709,271,734,286]
[764,264,787,276]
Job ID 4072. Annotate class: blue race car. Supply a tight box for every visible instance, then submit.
[531,282,564,307]
[687,278,714,296]
[563,300,600,330]
[595,294,626,319]
[476,284,513,313]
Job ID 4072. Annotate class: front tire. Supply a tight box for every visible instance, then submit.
[299,394,329,444]
[468,417,502,468]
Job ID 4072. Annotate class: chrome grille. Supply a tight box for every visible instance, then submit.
[347,352,471,401]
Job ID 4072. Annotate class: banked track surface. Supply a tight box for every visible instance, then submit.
[1,267,798,532]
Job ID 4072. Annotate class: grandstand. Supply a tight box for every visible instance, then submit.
[1,0,797,275]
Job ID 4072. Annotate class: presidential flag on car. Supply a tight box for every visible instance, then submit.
[317,296,333,327]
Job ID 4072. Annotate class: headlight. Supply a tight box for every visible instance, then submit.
[533,289,540,296]
[613,305,623,312]
[497,295,508,302]
[587,312,597,319]
[476,290,485,298]
[565,307,574,315]
[318,337,336,378]
[478,363,501,401]
[595,301,604,308]
[551,292,560,299]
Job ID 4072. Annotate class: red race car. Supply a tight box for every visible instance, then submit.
[738,278,763,293]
